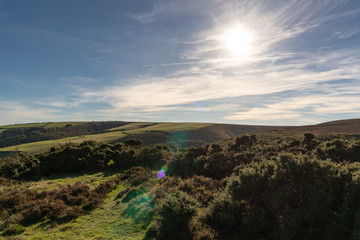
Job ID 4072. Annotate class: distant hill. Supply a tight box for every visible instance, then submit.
[0,121,276,153]
[1,119,359,154]
[282,118,360,135]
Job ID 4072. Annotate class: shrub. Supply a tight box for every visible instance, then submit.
[152,191,198,240]
[201,154,347,239]
[3,224,25,236]
[178,176,222,206]
[302,133,318,150]
[125,139,143,147]
[230,134,256,151]
[201,192,247,239]
[119,167,153,186]
[0,153,40,180]
[316,139,350,162]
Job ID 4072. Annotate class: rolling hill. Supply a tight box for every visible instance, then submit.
[1,119,360,154]
[0,121,276,153]
[284,118,360,135]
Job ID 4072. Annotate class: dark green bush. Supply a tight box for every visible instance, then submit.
[201,154,348,239]
[0,153,40,180]
[152,191,198,240]
[125,139,143,147]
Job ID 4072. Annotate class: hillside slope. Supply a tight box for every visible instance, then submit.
[283,118,360,135]
[0,122,277,153]
[1,119,359,154]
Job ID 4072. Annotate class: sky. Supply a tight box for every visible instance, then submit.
[1,0,360,126]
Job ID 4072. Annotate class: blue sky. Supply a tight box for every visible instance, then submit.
[1,0,360,126]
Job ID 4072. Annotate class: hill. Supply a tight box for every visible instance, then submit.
[284,118,360,135]
[0,121,276,154]
[1,118,360,154]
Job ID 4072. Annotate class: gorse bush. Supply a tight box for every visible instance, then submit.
[0,153,39,180]
[0,140,170,179]
[199,154,354,240]
[154,191,199,240]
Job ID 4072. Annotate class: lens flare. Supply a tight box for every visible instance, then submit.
[166,131,188,147]
[157,165,168,180]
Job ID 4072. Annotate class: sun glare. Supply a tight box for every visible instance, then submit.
[221,25,254,58]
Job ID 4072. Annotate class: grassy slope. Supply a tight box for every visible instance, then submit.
[107,122,156,131]
[0,122,88,130]
[124,122,213,134]
[0,123,49,129]
[0,131,126,153]
[0,122,213,154]
[2,119,359,154]
[108,122,213,133]
[0,172,146,240]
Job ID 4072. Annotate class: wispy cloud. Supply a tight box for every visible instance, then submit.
[225,92,360,122]
[0,101,60,125]
[80,47,360,107]
[132,2,167,23]
[332,28,360,39]
[131,0,220,23]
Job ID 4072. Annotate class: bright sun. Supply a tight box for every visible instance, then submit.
[221,25,254,58]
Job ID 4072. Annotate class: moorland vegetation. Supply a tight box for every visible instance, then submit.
[1,132,360,239]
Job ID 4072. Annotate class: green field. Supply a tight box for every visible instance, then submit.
[0,131,126,153]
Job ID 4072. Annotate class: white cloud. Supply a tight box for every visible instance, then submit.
[225,92,360,122]
[0,101,61,125]
[80,47,360,110]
